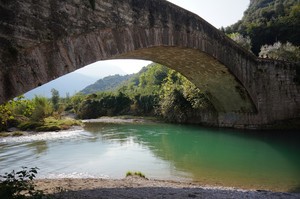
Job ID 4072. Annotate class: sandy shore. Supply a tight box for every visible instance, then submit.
[34,177,300,199]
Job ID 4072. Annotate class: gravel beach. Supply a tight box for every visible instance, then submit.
[34,176,300,199]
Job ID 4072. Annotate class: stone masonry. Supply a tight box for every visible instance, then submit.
[0,0,299,127]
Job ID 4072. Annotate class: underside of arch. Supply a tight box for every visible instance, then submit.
[115,46,256,113]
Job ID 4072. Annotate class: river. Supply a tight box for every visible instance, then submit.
[0,121,299,192]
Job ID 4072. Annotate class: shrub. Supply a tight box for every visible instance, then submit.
[228,32,252,52]
[259,41,300,61]
[30,96,52,122]
[18,122,43,131]
[0,167,44,199]
[126,171,146,178]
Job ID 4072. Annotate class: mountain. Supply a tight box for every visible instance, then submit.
[80,74,134,94]
[24,72,98,98]
[225,0,300,55]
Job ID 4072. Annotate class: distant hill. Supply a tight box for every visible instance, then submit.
[80,74,134,94]
[24,72,98,98]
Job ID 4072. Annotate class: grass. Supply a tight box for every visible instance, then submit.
[126,171,146,178]
[0,117,82,136]
[18,117,82,132]
[0,132,10,137]
[39,117,82,131]
[0,131,24,137]
[12,131,24,136]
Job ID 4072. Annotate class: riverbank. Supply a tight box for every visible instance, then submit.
[34,177,300,199]
[82,116,161,124]
[2,117,300,197]
[0,116,159,137]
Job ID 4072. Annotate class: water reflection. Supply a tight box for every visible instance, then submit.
[0,122,299,192]
[85,122,142,145]
[26,141,48,155]
[84,123,300,191]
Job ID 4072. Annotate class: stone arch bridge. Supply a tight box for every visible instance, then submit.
[0,0,299,128]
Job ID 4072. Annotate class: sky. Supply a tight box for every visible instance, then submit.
[75,0,250,77]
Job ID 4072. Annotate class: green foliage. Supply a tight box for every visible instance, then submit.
[18,122,43,131]
[18,117,81,132]
[0,101,14,130]
[51,89,60,112]
[0,62,216,129]
[12,96,34,118]
[119,64,168,97]
[80,74,133,95]
[259,41,300,61]
[126,171,146,178]
[0,96,33,131]
[76,63,214,122]
[30,96,52,122]
[117,64,169,116]
[226,0,300,55]
[111,63,214,123]
[0,90,84,133]
[0,167,44,199]
[11,132,24,137]
[157,68,214,123]
[228,32,252,51]
[66,93,85,114]
[78,92,132,119]
[159,88,192,123]
[132,94,159,115]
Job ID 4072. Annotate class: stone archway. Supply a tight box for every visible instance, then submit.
[1,0,299,127]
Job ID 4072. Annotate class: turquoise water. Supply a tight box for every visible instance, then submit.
[0,122,300,192]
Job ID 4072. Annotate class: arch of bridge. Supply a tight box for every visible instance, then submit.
[0,0,258,113]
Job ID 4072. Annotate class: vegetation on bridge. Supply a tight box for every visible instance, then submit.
[224,0,300,56]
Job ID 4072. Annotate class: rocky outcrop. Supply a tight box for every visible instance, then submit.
[0,0,299,128]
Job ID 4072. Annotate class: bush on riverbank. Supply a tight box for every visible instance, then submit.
[126,171,146,178]
[18,117,82,132]
[0,167,45,199]
[0,94,82,134]
[77,92,132,119]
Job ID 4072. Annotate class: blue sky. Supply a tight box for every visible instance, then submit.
[168,0,249,28]
[75,0,250,77]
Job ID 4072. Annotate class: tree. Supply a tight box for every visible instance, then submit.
[0,96,33,131]
[225,0,300,55]
[51,88,60,111]
[0,102,14,131]
[259,41,300,61]
[228,32,252,52]
[158,69,213,123]
[77,92,132,119]
[30,96,52,122]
